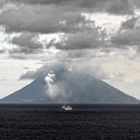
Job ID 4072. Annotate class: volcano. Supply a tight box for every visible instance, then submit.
[0,67,139,104]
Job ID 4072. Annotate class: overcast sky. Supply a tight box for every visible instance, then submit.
[0,0,140,99]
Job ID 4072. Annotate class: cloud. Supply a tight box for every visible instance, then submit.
[0,0,135,55]
[19,63,67,80]
[111,27,140,47]
[47,29,104,50]
[0,0,135,35]
[120,17,138,30]
[0,5,89,33]
[0,0,138,57]
[110,16,140,49]
[10,32,43,54]
[106,0,133,15]
[133,0,140,8]
[4,0,135,15]
[0,3,107,53]
[0,48,5,53]
[19,61,109,81]
[4,0,108,8]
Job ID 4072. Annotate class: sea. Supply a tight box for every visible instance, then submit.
[0,104,140,140]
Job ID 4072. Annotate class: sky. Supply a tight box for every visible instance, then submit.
[0,0,140,99]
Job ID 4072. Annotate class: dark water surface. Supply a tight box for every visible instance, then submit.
[0,104,140,140]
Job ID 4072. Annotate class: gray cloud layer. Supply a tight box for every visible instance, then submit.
[0,0,139,56]
[0,0,138,35]
[112,28,140,46]
[120,17,138,30]
[111,17,140,48]
[11,32,43,54]
[5,0,135,15]
[0,5,88,33]
[47,29,104,50]
[106,0,133,15]
[0,3,106,53]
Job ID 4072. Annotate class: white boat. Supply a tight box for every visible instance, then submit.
[61,104,72,110]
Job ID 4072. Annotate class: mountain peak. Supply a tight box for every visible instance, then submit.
[0,66,139,104]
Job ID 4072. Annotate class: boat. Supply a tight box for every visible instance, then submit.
[61,104,72,110]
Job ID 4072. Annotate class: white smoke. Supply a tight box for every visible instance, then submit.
[45,71,56,85]
[44,70,67,99]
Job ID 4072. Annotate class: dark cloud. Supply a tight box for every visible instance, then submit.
[6,0,68,5]
[8,0,110,14]
[5,0,135,15]
[10,32,43,54]
[0,3,106,51]
[47,29,104,50]
[120,17,138,30]
[106,0,133,15]
[0,0,5,6]
[0,5,89,33]
[111,16,140,47]
[0,0,138,57]
[133,0,140,8]
[111,28,140,46]
[0,0,135,37]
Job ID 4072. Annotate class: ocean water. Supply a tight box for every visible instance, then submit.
[0,104,140,140]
